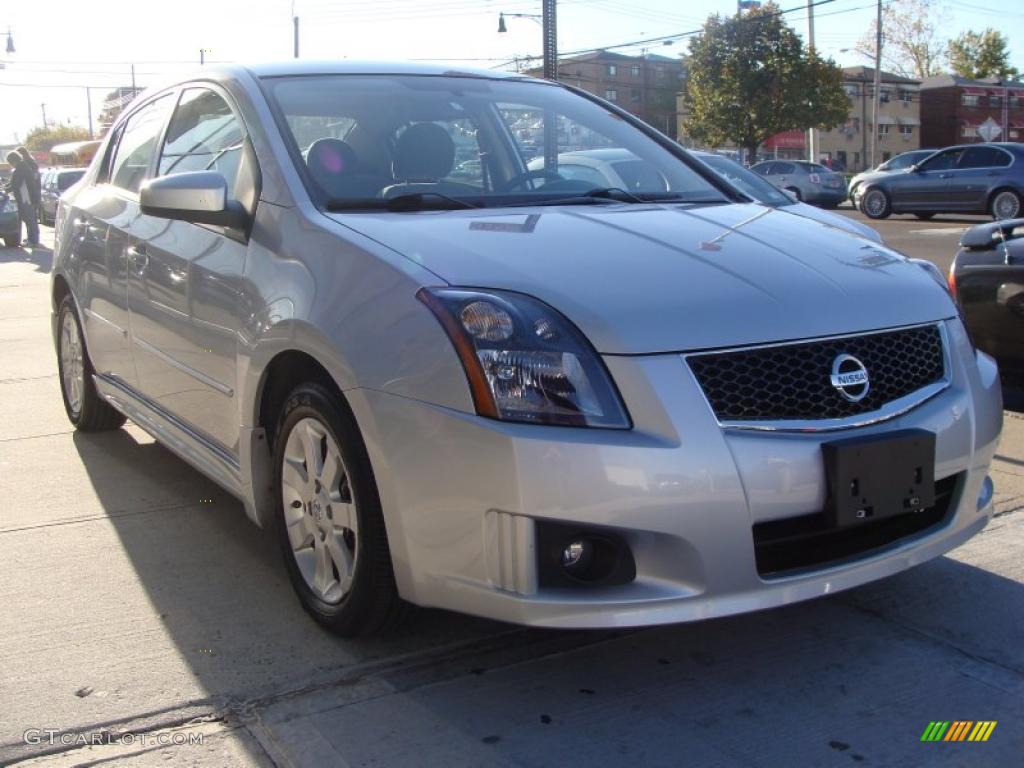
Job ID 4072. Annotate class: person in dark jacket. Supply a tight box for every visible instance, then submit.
[16,146,42,212]
[5,152,40,246]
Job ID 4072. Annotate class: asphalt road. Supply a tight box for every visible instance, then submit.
[1,217,1021,768]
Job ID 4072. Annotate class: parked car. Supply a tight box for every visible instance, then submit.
[0,192,20,247]
[693,151,881,242]
[749,160,847,207]
[950,218,1024,407]
[854,143,1024,221]
[527,147,671,192]
[52,62,1001,637]
[38,167,86,226]
[848,149,936,200]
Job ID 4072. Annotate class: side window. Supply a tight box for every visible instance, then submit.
[775,162,795,175]
[751,163,772,176]
[158,88,245,197]
[919,149,963,172]
[957,147,1011,169]
[109,96,172,193]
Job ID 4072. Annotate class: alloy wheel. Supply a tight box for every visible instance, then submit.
[993,191,1021,220]
[863,190,886,218]
[59,310,85,417]
[281,417,359,604]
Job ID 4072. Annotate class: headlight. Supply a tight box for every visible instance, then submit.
[418,287,631,428]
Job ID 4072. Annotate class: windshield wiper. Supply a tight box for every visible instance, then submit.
[582,187,646,203]
[326,192,478,212]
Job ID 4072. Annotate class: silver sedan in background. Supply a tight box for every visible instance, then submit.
[750,159,848,207]
[52,62,1001,637]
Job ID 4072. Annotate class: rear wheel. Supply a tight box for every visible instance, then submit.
[273,382,408,636]
[991,189,1022,221]
[784,186,802,202]
[56,295,126,431]
[860,188,891,219]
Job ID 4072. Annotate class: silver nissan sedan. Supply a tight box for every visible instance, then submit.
[52,62,1002,636]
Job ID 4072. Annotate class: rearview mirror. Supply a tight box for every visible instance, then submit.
[140,171,248,229]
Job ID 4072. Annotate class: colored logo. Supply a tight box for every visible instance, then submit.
[921,721,997,742]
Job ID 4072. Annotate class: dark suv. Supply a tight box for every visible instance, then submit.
[39,167,86,225]
[854,142,1024,221]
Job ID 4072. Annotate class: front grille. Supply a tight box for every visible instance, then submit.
[753,473,960,577]
[688,324,945,422]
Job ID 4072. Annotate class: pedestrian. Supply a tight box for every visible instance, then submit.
[5,152,40,246]
[16,146,42,216]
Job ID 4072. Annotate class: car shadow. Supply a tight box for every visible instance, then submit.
[61,427,1024,766]
[0,242,53,273]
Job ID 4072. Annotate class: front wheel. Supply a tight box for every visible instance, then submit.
[860,188,891,219]
[3,235,18,248]
[273,382,408,636]
[991,189,1022,221]
[56,295,126,431]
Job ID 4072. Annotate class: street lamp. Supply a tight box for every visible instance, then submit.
[497,3,556,82]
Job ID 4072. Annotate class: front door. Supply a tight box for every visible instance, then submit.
[889,148,964,209]
[127,86,254,453]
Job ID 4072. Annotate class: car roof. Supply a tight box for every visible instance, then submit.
[240,60,535,81]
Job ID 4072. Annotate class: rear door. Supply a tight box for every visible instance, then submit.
[126,85,255,453]
[70,96,172,387]
[948,146,1013,210]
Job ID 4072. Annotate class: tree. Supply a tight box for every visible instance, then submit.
[682,4,850,161]
[854,0,945,80]
[948,29,1019,80]
[23,124,91,152]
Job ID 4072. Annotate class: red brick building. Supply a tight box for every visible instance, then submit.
[920,74,1024,147]
[527,50,685,136]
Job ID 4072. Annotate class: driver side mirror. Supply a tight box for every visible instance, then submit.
[140,171,248,229]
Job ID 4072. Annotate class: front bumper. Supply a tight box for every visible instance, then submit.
[349,319,1002,628]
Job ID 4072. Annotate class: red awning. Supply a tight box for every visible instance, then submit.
[961,87,987,95]
[762,130,805,150]
[1011,121,1024,129]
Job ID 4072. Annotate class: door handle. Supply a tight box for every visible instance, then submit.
[126,245,149,273]
[939,173,952,179]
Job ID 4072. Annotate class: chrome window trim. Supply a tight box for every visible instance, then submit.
[684,321,952,433]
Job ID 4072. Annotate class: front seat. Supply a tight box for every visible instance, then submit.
[381,123,478,198]
[306,138,383,200]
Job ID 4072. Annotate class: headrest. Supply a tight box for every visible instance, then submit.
[392,123,455,182]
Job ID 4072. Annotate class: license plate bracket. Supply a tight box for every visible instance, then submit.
[823,429,936,527]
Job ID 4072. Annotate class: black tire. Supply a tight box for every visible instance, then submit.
[990,188,1022,221]
[860,187,892,219]
[273,382,409,636]
[3,235,18,248]
[914,212,935,220]
[56,295,127,431]
[784,186,802,202]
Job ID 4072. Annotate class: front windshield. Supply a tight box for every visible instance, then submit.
[264,74,727,209]
[698,154,792,207]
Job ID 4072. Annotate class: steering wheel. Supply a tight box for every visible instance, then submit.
[497,169,565,193]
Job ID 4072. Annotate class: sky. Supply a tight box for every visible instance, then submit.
[0,0,1022,144]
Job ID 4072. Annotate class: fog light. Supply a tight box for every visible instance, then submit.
[562,539,590,569]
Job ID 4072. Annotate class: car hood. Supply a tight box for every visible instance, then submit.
[329,202,956,354]
[784,201,882,242]
[851,168,905,187]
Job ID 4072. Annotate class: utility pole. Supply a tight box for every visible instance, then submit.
[200,48,205,65]
[542,0,558,176]
[870,0,882,167]
[806,0,817,163]
[85,87,94,139]
[40,103,47,129]
[541,0,557,81]
[131,63,136,92]
[293,15,300,58]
